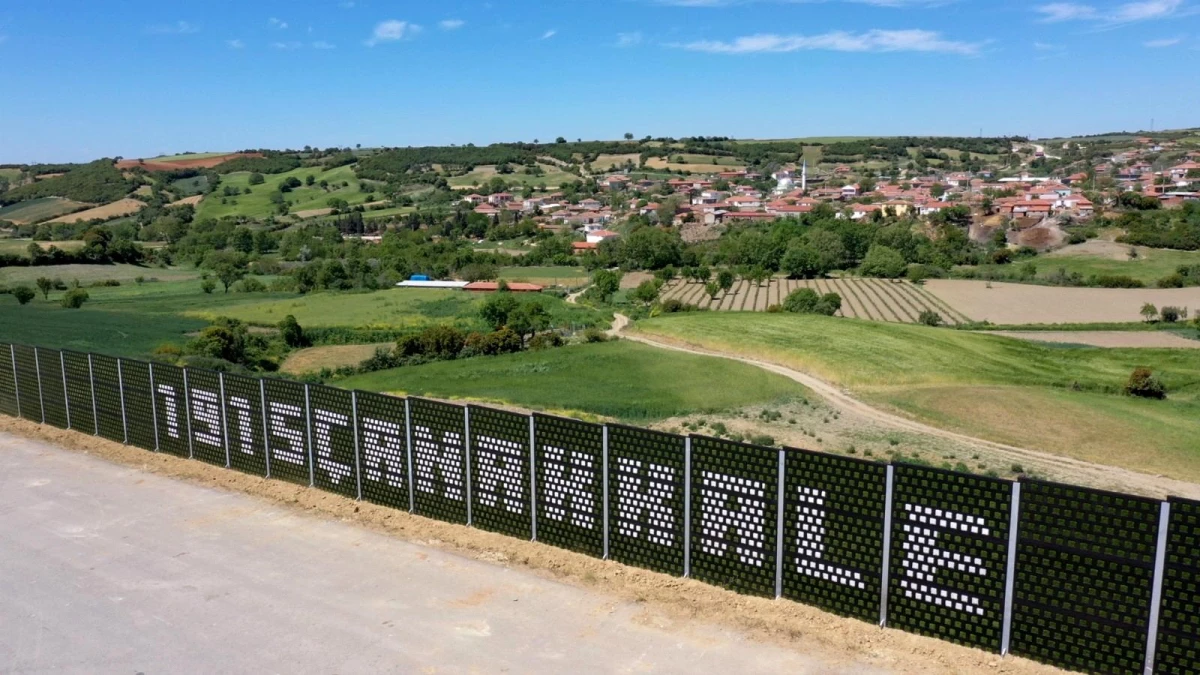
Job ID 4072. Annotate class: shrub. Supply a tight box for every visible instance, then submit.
[278,314,309,348]
[1125,367,1166,399]
[1157,273,1186,289]
[237,277,266,293]
[11,285,35,305]
[918,310,943,327]
[582,327,609,343]
[201,278,216,294]
[529,332,565,350]
[1160,306,1187,323]
[782,289,841,316]
[60,288,89,309]
[421,324,466,359]
[1091,275,1143,289]
[749,434,775,447]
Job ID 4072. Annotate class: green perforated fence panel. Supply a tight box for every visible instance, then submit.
[118,360,155,450]
[355,391,409,511]
[150,363,189,457]
[0,344,17,417]
[409,398,468,524]
[532,414,604,556]
[186,369,227,467]
[1011,480,1159,674]
[782,448,887,622]
[607,424,686,575]
[36,348,69,430]
[221,373,268,476]
[62,351,95,434]
[468,406,532,539]
[90,354,125,443]
[886,465,1011,651]
[690,436,778,598]
[308,384,358,499]
[12,345,42,423]
[1158,497,1200,674]
[262,378,311,486]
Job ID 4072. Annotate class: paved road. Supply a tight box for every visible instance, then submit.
[0,433,878,674]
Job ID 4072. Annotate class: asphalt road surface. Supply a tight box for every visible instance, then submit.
[0,432,882,674]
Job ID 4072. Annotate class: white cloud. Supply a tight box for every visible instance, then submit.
[617,31,644,47]
[268,17,289,30]
[271,41,303,50]
[439,19,465,30]
[1144,36,1183,46]
[148,21,200,35]
[312,40,336,49]
[226,39,245,49]
[672,29,982,55]
[1034,0,1184,24]
[367,20,420,46]
[541,29,557,39]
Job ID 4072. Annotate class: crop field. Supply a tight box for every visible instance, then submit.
[194,165,375,220]
[337,340,810,422]
[634,312,1200,482]
[0,198,89,225]
[924,279,1200,324]
[0,239,85,257]
[591,154,641,171]
[47,198,146,224]
[280,342,393,375]
[0,299,205,357]
[0,264,198,286]
[114,152,262,171]
[446,163,574,188]
[659,277,971,325]
[498,266,589,287]
[644,157,746,174]
[170,174,210,197]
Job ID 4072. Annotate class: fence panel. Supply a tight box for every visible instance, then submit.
[533,413,604,556]
[90,354,125,442]
[1011,479,1161,674]
[0,344,16,417]
[781,448,887,622]
[150,363,189,457]
[689,435,779,598]
[36,349,69,429]
[61,351,95,434]
[886,464,1012,651]
[467,405,532,539]
[118,360,155,450]
[186,369,227,467]
[408,398,468,524]
[12,345,42,423]
[307,384,358,499]
[1157,497,1200,673]
[355,391,409,511]
[221,373,268,476]
[606,424,686,575]
[262,378,312,486]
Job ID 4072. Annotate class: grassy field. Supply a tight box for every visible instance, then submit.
[498,266,590,287]
[1035,246,1200,284]
[281,342,393,374]
[633,313,1200,481]
[0,298,205,357]
[446,164,574,189]
[0,168,22,182]
[337,340,810,421]
[0,198,88,224]
[0,264,198,285]
[170,175,209,197]
[195,165,376,220]
[0,239,85,257]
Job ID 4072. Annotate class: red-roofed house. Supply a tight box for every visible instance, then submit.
[464,281,543,293]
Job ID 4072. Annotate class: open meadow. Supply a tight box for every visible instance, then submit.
[924,279,1200,324]
[0,239,85,257]
[967,240,1200,286]
[0,197,89,225]
[195,165,380,220]
[336,340,810,422]
[660,277,970,324]
[633,312,1200,482]
[0,264,198,285]
[445,164,574,189]
[498,266,590,287]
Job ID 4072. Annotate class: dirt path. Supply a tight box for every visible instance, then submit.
[616,316,1200,500]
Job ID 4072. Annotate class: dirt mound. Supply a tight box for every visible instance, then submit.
[115,152,264,172]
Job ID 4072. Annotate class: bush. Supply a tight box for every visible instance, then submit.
[11,285,35,305]
[60,288,89,309]
[201,278,216,294]
[918,310,943,327]
[582,327,610,343]
[1125,367,1166,399]
[749,434,775,447]
[1091,275,1143,289]
[1160,306,1187,323]
[237,277,266,293]
[278,314,310,348]
[421,324,466,360]
[782,288,841,316]
[529,332,565,350]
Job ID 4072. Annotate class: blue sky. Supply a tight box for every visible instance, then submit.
[1,0,1197,162]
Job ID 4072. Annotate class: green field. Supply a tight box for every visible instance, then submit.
[498,266,590,286]
[0,197,88,224]
[0,168,22,182]
[634,313,1200,482]
[0,264,198,285]
[0,239,85,257]
[446,164,574,189]
[337,340,809,421]
[0,298,205,356]
[965,246,1200,285]
[170,175,210,197]
[195,165,378,220]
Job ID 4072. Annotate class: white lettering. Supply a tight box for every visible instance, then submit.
[615,457,675,545]
[700,471,766,567]
[413,424,463,500]
[268,402,306,465]
[794,486,865,589]
[899,503,988,616]
[314,409,352,484]
[361,417,406,487]
[190,388,222,448]
[543,445,595,528]
[475,435,525,513]
[227,396,255,454]
[157,384,179,438]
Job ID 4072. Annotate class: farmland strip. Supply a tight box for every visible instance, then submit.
[888,281,934,323]
[678,281,705,307]
[718,280,741,311]
[870,279,919,323]
[910,283,973,324]
[852,278,898,322]
[814,278,845,318]
[835,278,877,321]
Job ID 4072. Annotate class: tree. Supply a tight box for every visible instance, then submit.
[248,172,265,185]
[706,281,721,300]
[807,229,846,272]
[1140,302,1159,322]
[592,269,623,302]
[631,279,661,306]
[204,250,248,293]
[781,241,823,279]
[35,276,53,300]
[918,310,943,327]
[859,245,907,279]
[61,288,89,309]
[1125,367,1166,399]
[930,183,946,198]
[717,269,735,293]
[782,288,840,315]
[278,315,309,348]
[420,324,467,359]
[508,301,550,341]
[624,132,634,140]
[479,290,520,330]
[201,277,216,294]
[11,285,35,305]
[305,174,316,186]
[555,137,567,144]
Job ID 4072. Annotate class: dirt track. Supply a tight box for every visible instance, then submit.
[0,415,1062,675]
